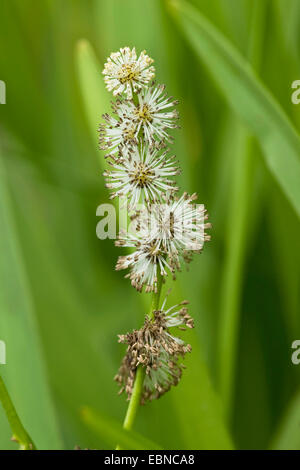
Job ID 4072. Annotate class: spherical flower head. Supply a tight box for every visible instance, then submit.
[147,192,211,255]
[116,232,170,293]
[98,83,179,153]
[114,300,194,403]
[115,193,211,292]
[98,112,138,153]
[103,47,155,99]
[133,84,179,145]
[103,145,180,209]
[106,84,179,147]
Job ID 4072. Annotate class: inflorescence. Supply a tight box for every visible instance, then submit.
[99,47,210,402]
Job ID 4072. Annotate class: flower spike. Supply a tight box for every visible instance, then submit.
[98,46,211,410]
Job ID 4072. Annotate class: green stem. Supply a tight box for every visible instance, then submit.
[150,272,163,316]
[0,374,36,450]
[121,366,145,433]
[116,272,163,450]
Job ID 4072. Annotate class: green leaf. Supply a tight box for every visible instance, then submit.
[216,0,267,416]
[0,148,63,449]
[75,39,110,159]
[270,389,300,450]
[168,338,235,449]
[168,0,300,219]
[81,407,162,450]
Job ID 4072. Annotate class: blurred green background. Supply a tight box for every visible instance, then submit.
[1,0,300,450]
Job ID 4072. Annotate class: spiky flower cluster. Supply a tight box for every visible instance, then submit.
[103,145,180,209]
[115,192,210,292]
[102,47,155,99]
[99,47,210,401]
[114,300,194,403]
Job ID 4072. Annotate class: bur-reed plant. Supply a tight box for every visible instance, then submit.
[98,46,211,436]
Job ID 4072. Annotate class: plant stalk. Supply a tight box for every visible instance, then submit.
[0,374,36,450]
[116,272,163,450]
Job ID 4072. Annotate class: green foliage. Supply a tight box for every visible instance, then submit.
[0,149,62,449]
[81,407,162,450]
[169,0,300,219]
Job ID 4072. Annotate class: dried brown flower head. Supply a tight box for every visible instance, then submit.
[114,300,194,403]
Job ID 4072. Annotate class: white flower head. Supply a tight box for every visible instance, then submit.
[103,145,180,209]
[98,113,138,153]
[98,83,179,153]
[146,192,211,255]
[134,84,179,144]
[108,84,179,146]
[103,47,155,99]
[115,193,211,292]
[116,234,170,293]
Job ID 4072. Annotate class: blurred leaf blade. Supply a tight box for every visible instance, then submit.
[270,389,300,450]
[75,39,110,158]
[168,340,235,449]
[81,406,163,450]
[168,0,300,218]
[0,148,63,450]
[216,0,267,415]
